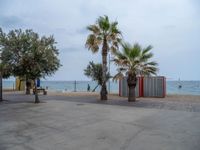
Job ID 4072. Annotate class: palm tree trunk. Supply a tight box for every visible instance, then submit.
[92,84,99,92]
[100,38,108,100]
[0,70,2,102]
[127,73,137,102]
[34,80,39,103]
[128,86,136,102]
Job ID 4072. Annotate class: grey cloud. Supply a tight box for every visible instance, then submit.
[0,0,199,80]
[0,15,24,28]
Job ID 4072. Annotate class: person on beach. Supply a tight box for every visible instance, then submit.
[87,84,90,92]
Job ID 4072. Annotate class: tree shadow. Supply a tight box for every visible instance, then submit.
[2,93,199,112]
[1,93,46,105]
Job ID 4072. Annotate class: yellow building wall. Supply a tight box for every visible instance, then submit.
[15,77,25,91]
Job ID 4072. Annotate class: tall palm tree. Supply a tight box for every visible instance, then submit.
[113,42,158,102]
[85,16,121,100]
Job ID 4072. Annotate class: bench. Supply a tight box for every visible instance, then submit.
[33,88,47,95]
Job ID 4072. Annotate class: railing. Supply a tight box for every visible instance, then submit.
[2,80,119,93]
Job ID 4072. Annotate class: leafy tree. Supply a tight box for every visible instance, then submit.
[84,61,110,92]
[0,29,12,102]
[0,30,12,79]
[113,42,158,102]
[85,15,121,100]
[0,28,61,103]
[0,28,34,94]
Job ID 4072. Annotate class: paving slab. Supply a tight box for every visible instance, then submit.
[0,93,200,150]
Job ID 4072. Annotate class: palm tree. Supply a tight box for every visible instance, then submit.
[113,42,158,102]
[84,61,110,92]
[85,15,121,100]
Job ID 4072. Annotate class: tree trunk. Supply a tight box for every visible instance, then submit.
[92,84,99,92]
[0,70,2,102]
[34,80,40,103]
[19,80,21,91]
[26,79,31,95]
[127,73,137,102]
[100,38,108,100]
[128,86,136,102]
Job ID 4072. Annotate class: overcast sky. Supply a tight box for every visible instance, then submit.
[0,0,200,81]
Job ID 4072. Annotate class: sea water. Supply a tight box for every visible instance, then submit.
[167,81,200,95]
[2,80,200,95]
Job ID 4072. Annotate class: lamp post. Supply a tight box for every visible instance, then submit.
[0,50,2,101]
[108,54,111,94]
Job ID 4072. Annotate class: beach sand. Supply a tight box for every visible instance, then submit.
[46,91,200,103]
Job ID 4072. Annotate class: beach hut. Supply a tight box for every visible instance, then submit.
[119,76,166,98]
[15,77,25,91]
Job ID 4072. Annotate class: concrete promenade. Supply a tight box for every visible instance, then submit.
[0,92,200,150]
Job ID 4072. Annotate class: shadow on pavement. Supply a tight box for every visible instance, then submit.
[2,92,200,112]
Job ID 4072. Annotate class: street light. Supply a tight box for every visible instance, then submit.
[108,54,111,94]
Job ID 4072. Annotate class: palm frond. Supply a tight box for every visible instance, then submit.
[86,16,122,57]
[85,34,101,53]
[112,71,124,81]
[129,47,140,60]
[142,45,153,54]
[113,42,158,77]
[144,61,158,66]
[110,21,121,35]
[121,42,131,57]
[140,52,153,62]
[87,25,100,35]
[97,15,110,32]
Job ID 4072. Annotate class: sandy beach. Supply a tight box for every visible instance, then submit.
[46,91,200,103]
[3,90,200,113]
[3,90,200,104]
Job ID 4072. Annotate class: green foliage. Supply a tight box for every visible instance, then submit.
[0,29,12,78]
[85,15,122,54]
[113,42,158,80]
[84,61,110,85]
[86,16,122,99]
[0,28,61,80]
